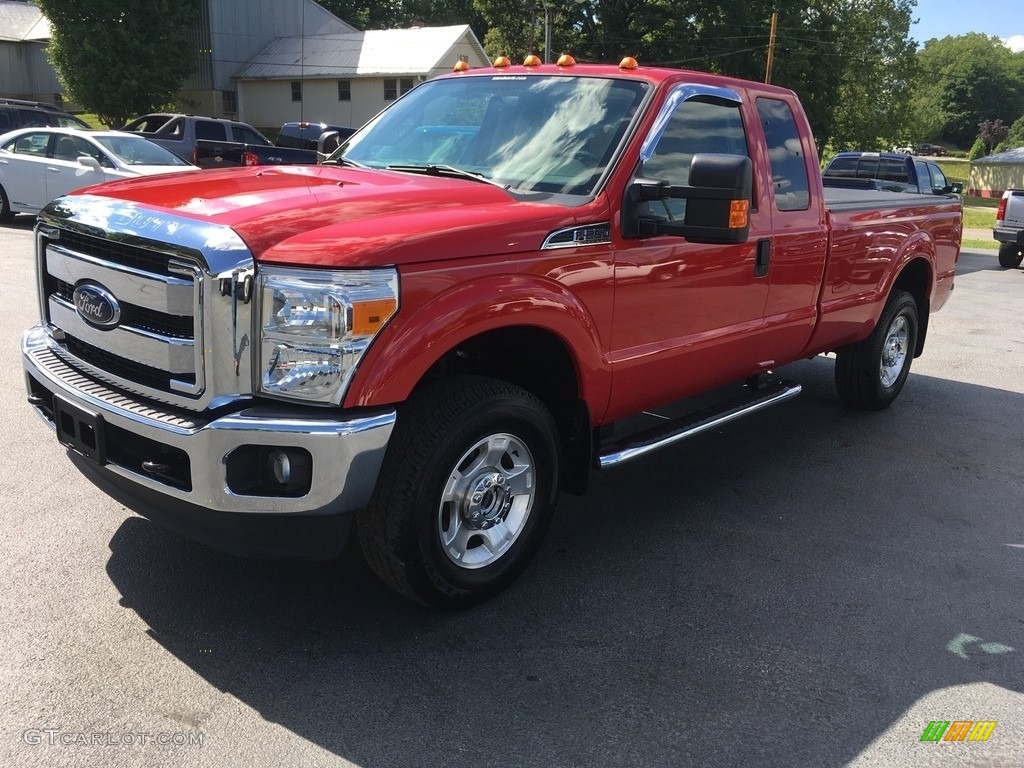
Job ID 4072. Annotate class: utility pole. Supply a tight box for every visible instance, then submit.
[765,11,778,84]
[544,5,553,64]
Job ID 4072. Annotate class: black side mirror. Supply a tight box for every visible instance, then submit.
[622,153,753,244]
[317,130,341,164]
[947,182,963,195]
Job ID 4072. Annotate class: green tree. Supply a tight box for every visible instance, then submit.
[40,0,201,127]
[978,118,1009,154]
[913,33,1024,149]
[318,0,485,36]
[997,113,1024,152]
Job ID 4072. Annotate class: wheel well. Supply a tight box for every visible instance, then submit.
[419,326,591,494]
[893,258,931,357]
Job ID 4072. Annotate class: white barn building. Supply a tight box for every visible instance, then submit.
[967,147,1024,198]
[234,25,490,133]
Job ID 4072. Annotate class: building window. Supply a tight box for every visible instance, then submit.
[400,78,414,95]
[222,90,238,114]
[384,79,397,101]
[291,81,302,102]
[338,80,351,101]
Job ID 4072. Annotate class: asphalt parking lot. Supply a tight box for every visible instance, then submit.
[1,214,1022,768]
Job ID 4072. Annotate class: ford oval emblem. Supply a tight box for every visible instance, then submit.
[73,282,121,330]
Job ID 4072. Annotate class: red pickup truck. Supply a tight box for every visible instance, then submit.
[22,57,961,607]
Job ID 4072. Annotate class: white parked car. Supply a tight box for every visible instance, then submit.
[0,127,197,221]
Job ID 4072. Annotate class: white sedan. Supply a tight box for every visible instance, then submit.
[0,127,197,221]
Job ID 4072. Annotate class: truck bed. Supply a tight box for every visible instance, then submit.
[822,185,957,212]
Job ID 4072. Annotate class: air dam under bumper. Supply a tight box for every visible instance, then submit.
[22,325,396,559]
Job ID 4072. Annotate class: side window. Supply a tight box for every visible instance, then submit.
[11,131,51,156]
[928,163,947,191]
[18,109,47,128]
[156,117,184,138]
[52,134,98,162]
[0,111,11,131]
[194,120,227,141]
[914,160,930,190]
[643,96,749,221]
[233,126,268,146]
[755,98,809,211]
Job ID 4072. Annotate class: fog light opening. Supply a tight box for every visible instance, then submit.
[226,445,314,498]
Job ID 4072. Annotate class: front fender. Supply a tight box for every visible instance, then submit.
[343,273,611,420]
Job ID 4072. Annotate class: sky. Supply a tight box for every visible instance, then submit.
[912,0,1024,51]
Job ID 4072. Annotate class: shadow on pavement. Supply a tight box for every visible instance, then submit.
[105,356,1024,767]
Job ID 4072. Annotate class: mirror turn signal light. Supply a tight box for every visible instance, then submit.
[729,200,750,229]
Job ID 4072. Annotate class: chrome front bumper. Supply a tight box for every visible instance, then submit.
[23,325,395,554]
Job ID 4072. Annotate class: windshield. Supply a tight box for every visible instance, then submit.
[94,135,191,166]
[338,75,649,196]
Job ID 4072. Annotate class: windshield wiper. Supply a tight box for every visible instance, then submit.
[386,164,509,189]
[322,156,367,168]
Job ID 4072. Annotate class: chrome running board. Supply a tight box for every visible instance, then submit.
[597,380,802,468]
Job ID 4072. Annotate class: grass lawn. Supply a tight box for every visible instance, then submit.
[962,207,996,228]
[962,238,997,250]
[76,113,107,129]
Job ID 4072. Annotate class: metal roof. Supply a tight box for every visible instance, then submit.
[972,147,1024,165]
[236,25,488,79]
[0,0,50,42]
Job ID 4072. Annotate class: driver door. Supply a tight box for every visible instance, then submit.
[608,86,772,420]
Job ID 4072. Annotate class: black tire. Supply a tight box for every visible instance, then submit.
[998,243,1023,269]
[0,183,13,223]
[358,375,559,608]
[835,289,918,410]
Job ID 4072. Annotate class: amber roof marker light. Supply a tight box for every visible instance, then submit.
[453,60,471,72]
[619,56,639,70]
[493,56,511,68]
[523,54,542,67]
[556,54,576,67]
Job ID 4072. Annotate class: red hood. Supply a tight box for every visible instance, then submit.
[88,165,586,266]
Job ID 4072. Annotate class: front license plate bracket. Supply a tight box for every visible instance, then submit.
[53,395,106,465]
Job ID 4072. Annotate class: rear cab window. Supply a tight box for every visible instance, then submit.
[755,97,809,211]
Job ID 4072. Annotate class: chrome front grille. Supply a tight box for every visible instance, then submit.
[35,195,257,412]
[41,235,203,397]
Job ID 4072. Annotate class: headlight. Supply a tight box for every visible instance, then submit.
[258,267,398,403]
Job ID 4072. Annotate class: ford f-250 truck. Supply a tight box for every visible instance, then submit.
[22,56,961,608]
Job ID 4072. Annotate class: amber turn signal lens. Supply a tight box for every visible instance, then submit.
[352,298,398,336]
[729,200,750,229]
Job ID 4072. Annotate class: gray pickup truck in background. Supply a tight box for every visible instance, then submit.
[822,151,962,196]
[994,189,1024,268]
